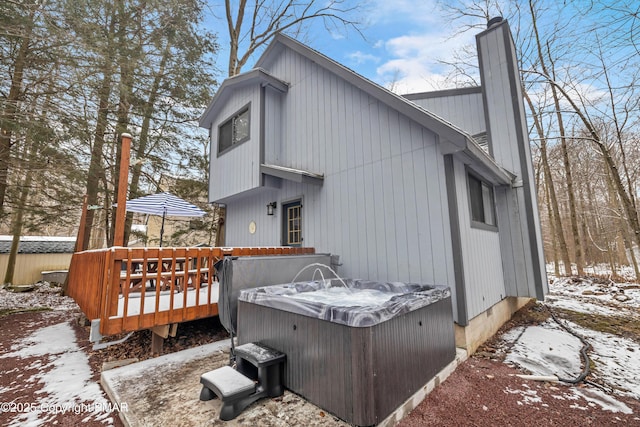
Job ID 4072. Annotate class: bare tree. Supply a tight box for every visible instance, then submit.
[0,3,39,221]
[524,88,572,275]
[224,0,362,76]
[527,0,583,275]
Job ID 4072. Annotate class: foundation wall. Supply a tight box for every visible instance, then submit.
[455,296,532,355]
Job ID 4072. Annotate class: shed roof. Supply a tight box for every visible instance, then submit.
[0,236,76,254]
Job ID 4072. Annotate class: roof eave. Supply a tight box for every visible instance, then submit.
[260,164,324,185]
[461,138,514,185]
[199,68,289,129]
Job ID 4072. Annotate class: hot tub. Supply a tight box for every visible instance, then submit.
[237,279,456,426]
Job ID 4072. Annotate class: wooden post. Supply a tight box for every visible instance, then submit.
[75,195,89,253]
[63,194,89,295]
[113,133,131,247]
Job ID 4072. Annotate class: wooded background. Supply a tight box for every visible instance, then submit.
[1,0,638,282]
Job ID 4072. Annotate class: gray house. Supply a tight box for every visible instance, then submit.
[200,18,547,353]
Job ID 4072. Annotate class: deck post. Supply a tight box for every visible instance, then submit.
[150,324,176,355]
[114,133,131,247]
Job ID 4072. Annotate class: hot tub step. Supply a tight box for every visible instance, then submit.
[200,366,256,400]
[200,342,286,421]
[200,366,256,420]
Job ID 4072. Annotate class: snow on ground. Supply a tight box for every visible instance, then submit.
[502,318,639,411]
[0,321,116,426]
[547,265,640,316]
[0,282,78,312]
[497,266,640,414]
[0,282,118,426]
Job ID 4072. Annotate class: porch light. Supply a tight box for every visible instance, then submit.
[267,201,277,216]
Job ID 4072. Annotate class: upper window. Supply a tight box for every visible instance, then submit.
[468,172,496,229]
[218,104,250,155]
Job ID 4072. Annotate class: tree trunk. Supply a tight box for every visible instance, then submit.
[125,40,172,243]
[523,89,571,275]
[83,70,113,250]
[83,8,117,250]
[3,144,35,285]
[623,229,640,280]
[226,0,247,76]
[0,6,36,220]
[555,81,640,254]
[578,184,591,266]
[545,177,560,276]
[109,63,133,247]
[547,52,583,275]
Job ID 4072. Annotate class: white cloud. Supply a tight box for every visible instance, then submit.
[377,58,453,94]
[352,0,491,93]
[375,31,476,93]
[329,30,345,40]
[348,51,381,65]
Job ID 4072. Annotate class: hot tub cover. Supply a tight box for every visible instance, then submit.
[238,279,451,327]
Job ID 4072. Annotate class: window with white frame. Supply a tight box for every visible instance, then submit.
[468,172,496,228]
[218,104,250,155]
[282,200,302,246]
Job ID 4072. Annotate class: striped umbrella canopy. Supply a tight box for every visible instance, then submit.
[118,192,206,246]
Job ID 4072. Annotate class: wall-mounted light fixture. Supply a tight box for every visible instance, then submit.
[267,201,277,216]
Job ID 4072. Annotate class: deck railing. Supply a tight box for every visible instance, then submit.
[66,246,314,336]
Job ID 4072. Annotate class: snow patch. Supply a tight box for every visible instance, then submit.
[1,321,114,426]
[504,322,583,379]
[572,387,633,414]
[0,282,78,312]
[500,315,640,415]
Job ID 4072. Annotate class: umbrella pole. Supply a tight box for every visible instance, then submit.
[159,212,166,247]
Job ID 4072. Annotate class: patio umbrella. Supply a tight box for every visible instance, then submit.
[118,192,206,246]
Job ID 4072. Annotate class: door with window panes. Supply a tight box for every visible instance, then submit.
[282,200,302,246]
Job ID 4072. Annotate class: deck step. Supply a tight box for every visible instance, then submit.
[200,366,255,401]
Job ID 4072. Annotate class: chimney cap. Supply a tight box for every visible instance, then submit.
[487,16,503,28]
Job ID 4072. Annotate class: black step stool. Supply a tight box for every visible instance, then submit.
[199,342,286,421]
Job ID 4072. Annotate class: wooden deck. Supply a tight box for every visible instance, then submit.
[66,246,314,336]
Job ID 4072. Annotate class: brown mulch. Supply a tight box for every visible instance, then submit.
[85,315,229,372]
[398,301,640,426]
[398,357,640,426]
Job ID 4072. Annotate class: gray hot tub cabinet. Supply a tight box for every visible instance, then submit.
[237,282,456,426]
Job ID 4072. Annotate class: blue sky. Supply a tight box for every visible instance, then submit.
[317,0,481,93]
[204,0,636,98]
[205,0,485,94]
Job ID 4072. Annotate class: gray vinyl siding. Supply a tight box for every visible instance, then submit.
[494,185,527,296]
[477,27,519,171]
[408,92,486,136]
[452,157,506,319]
[264,86,284,165]
[208,85,262,202]
[477,21,548,299]
[224,47,455,288]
